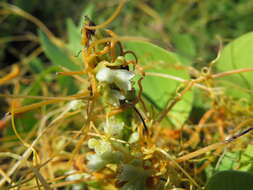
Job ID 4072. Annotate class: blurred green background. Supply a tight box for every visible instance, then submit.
[1,0,253,69]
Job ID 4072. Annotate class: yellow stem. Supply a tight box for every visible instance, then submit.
[0,64,19,85]
[176,142,224,163]
[84,0,127,30]
[88,37,148,54]
[11,91,89,115]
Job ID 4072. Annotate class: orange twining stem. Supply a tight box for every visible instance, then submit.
[0,64,20,85]
[12,99,64,114]
[87,36,146,55]
[83,53,94,68]
[91,30,122,59]
[105,29,121,61]
[81,20,141,97]
[176,142,224,163]
[84,0,127,30]
[94,46,110,56]
[82,49,97,96]
[57,71,86,76]
[11,91,90,115]
[177,127,253,163]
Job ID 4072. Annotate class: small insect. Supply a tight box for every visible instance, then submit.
[82,16,96,47]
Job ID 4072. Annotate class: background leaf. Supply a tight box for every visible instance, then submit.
[205,145,253,179]
[239,145,253,172]
[66,18,81,56]
[28,57,44,74]
[124,41,193,127]
[39,30,79,94]
[205,170,253,190]
[38,30,81,71]
[171,33,196,65]
[216,32,253,101]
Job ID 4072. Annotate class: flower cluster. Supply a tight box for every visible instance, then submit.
[95,56,135,107]
[87,137,124,171]
[81,23,156,189]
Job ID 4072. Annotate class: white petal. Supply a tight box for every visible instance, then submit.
[97,141,112,155]
[96,67,135,92]
[96,67,114,83]
[114,70,135,91]
[87,154,106,171]
[88,138,99,149]
[104,118,124,136]
[115,69,135,81]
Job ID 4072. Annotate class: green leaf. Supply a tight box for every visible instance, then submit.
[28,57,44,74]
[206,145,253,178]
[216,32,253,100]
[215,151,241,172]
[38,30,81,70]
[66,19,82,56]
[23,65,59,104]
[172,33,196,65]
[240,145,253,172]
[39,30,79,94]
[206,170,253,190]
[124,41,193,127]
[57,75,78,95]
[78,3,95,30]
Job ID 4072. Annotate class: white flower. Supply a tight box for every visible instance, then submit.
[88,138,112,155]
[128,132,139,143]
[103,118,124,136]
[96,67,135,92]
[96,67,114,83]
[114,69,135,91]
[87,154,107,171]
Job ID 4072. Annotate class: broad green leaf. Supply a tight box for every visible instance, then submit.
[39,31,79,94]
[172,33,196,65]
[124,41,193,127]
[57,75,78,95]
[66,18,82,56]
[205,145,253,178]
[215,151,241,172]
[216,32,253,100]
[38,30,81,71]
[78,3,95,30]
[206,170,253,190]
[240,145,253,172]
